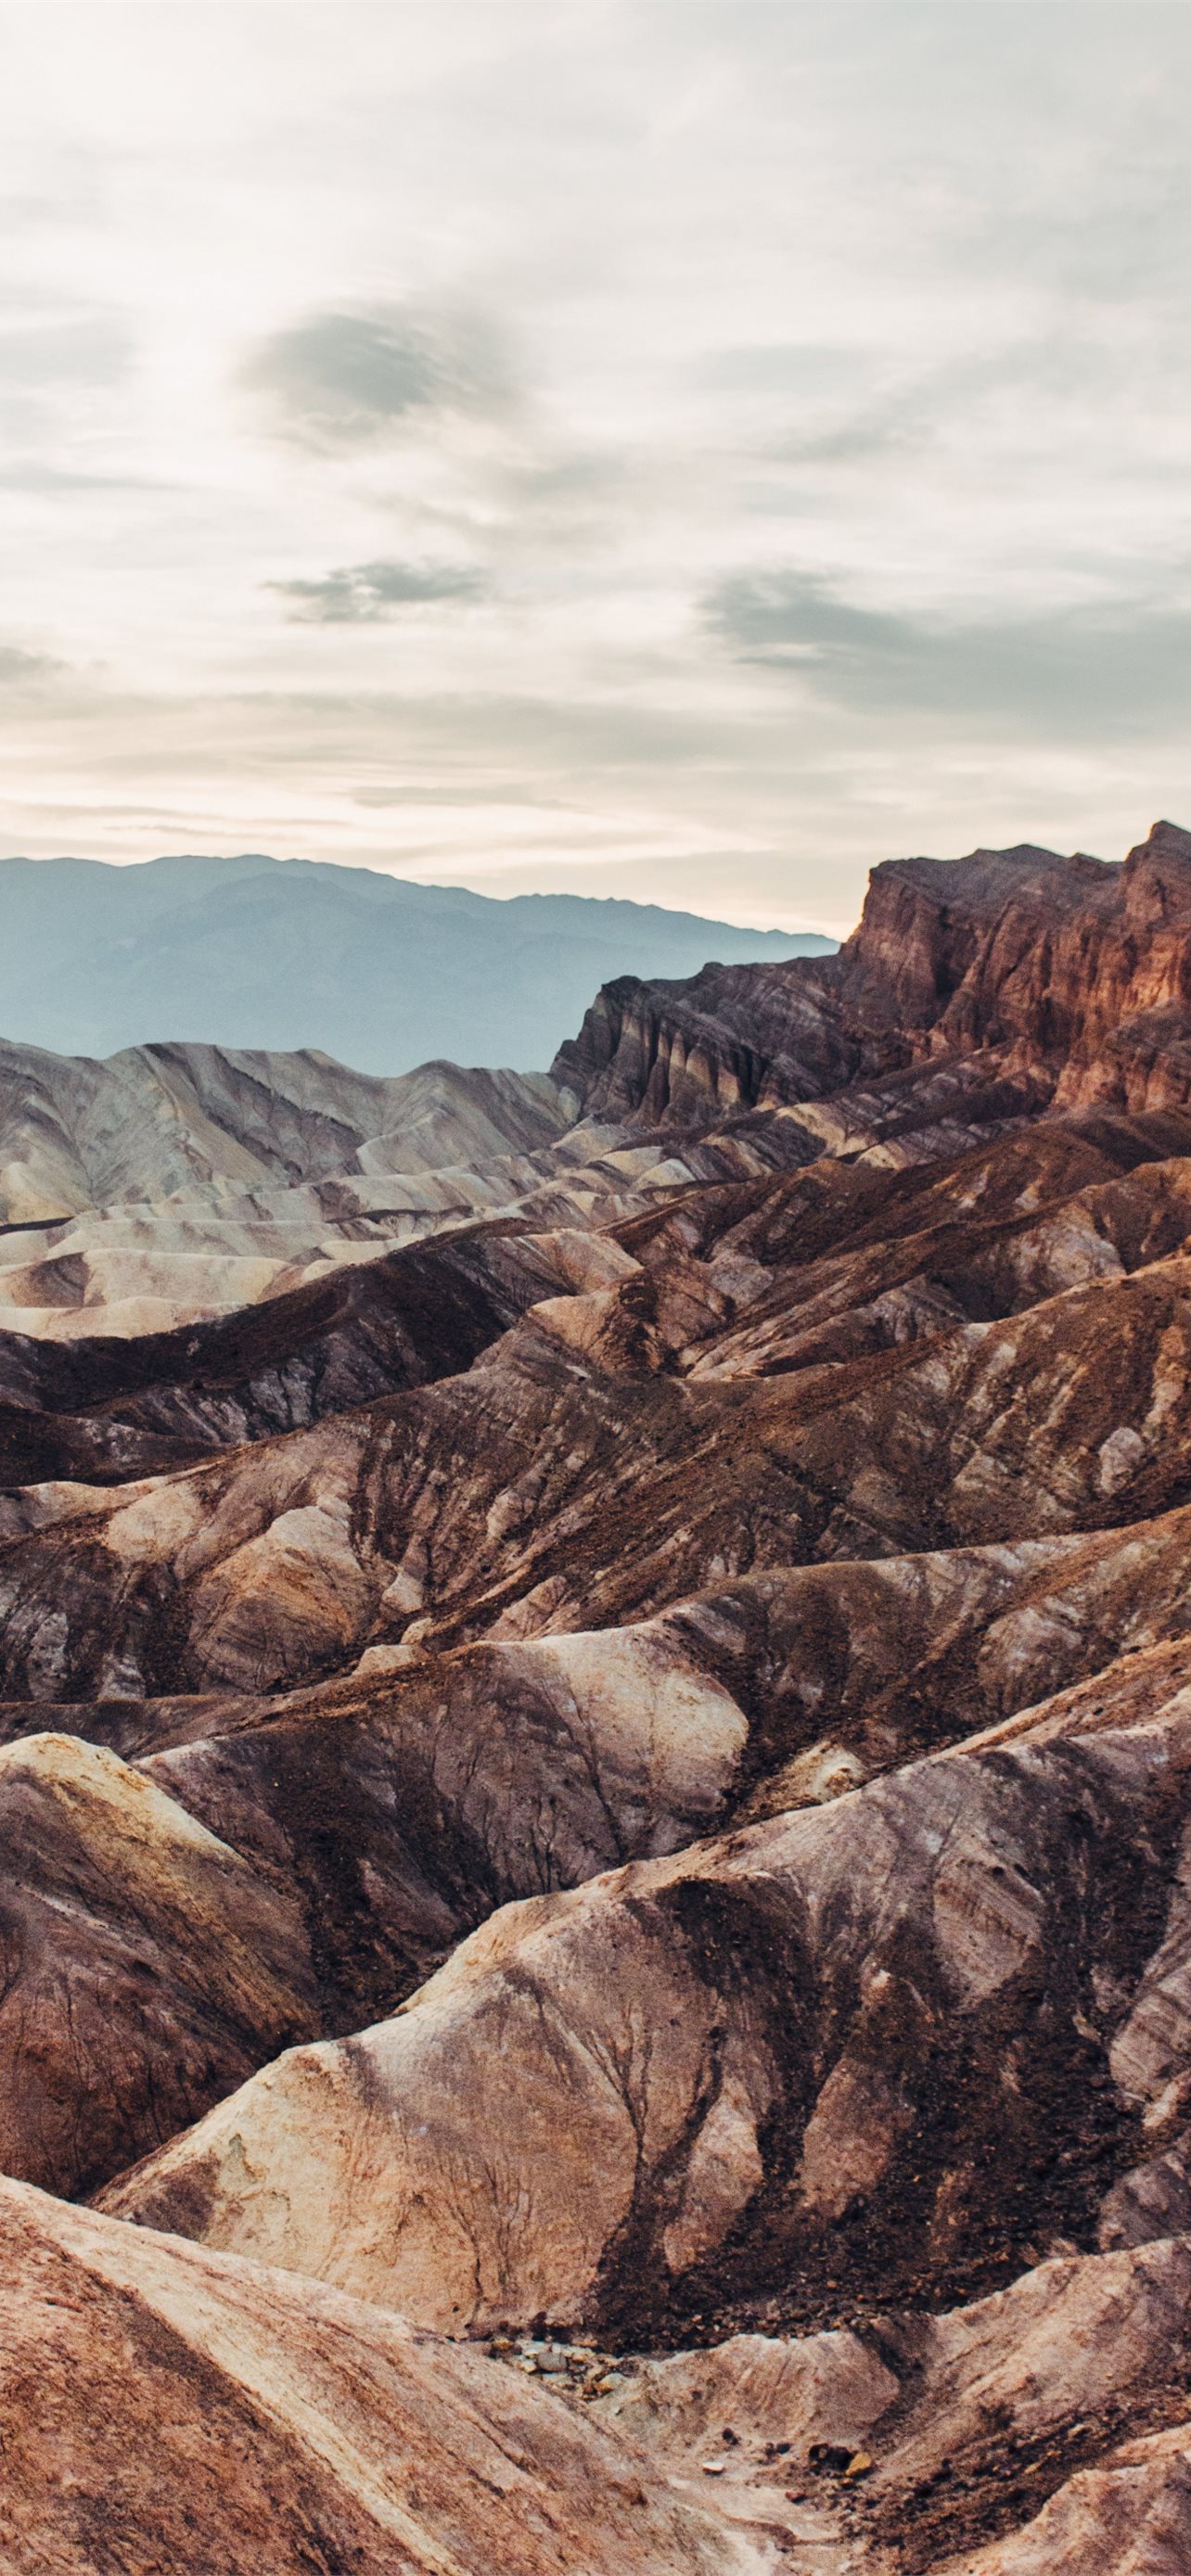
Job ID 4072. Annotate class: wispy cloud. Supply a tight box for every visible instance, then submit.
[0,644,64,687]
[0,309,133,449]
[3,2,1191,925]
[0,314,130,388]
[705,571,1191,739]
[268,559,486,623]
[238,303,515,450]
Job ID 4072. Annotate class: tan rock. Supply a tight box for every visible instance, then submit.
[0,1733,314,2195]
[0,2174,736,2576]
[100,1708,1191,2340]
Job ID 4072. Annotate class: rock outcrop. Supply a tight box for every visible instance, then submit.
[553,818,1191,1127]
[8,1101,1191,1697]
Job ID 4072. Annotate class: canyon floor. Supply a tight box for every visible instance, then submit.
[6,824,1191,2570]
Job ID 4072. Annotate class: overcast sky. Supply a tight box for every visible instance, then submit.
[2,1,1190,934]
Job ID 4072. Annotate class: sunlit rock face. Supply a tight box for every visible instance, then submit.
[9,831,1191,2570]
[553,820,1191,1126]
[0,2178,736,2576]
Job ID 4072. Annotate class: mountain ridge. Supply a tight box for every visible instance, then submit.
[0,849,834,1075]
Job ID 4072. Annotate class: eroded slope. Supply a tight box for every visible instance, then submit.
[6,827,1191,2570]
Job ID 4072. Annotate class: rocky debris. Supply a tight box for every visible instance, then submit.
[596,2232,1191,2570]
[487,2334,631,2399]
[28,2192,1170,2576]
[945,2425,1191,2571]
[0,2174,737,2576]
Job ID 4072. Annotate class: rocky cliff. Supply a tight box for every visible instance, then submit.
[5,824,1191,2571]
[553,816,1191,1126]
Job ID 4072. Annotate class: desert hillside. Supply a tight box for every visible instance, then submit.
[6,825,1191,2570]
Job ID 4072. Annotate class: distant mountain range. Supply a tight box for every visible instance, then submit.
[0,852,835,1074]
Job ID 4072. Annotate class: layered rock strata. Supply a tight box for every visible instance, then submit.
[553,817,1191,1127]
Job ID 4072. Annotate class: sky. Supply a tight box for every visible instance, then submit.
[1,1,1190,937]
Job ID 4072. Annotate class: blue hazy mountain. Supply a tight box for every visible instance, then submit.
[0,852,835,1075]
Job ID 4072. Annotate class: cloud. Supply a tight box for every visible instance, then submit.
[0,645,63,687]
[0,311,134,450]
[704,571,1191,739]
[238,303,514,449]
[268,559,486,622]
[7,2,1191,925]
[0,316,130,389]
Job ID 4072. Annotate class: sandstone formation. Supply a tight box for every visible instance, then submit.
[552,818,1191,1128]
[16,2155,1191,2575]
[592,2232,1191,2569]
[6,823,1191,2570]
[6,1095,1191,1698]
[0,1730,315,2198]
[10,1498,1191,2208]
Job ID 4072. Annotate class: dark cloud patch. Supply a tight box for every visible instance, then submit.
[705,570,1191,737]
[268,559,486,623]
[239,303,513,449]
[0,646,62,687]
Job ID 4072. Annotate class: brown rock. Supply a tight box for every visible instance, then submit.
[0,1731,314,2196]
[0,2174,732,2575]
[99,1702,1191,2338]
